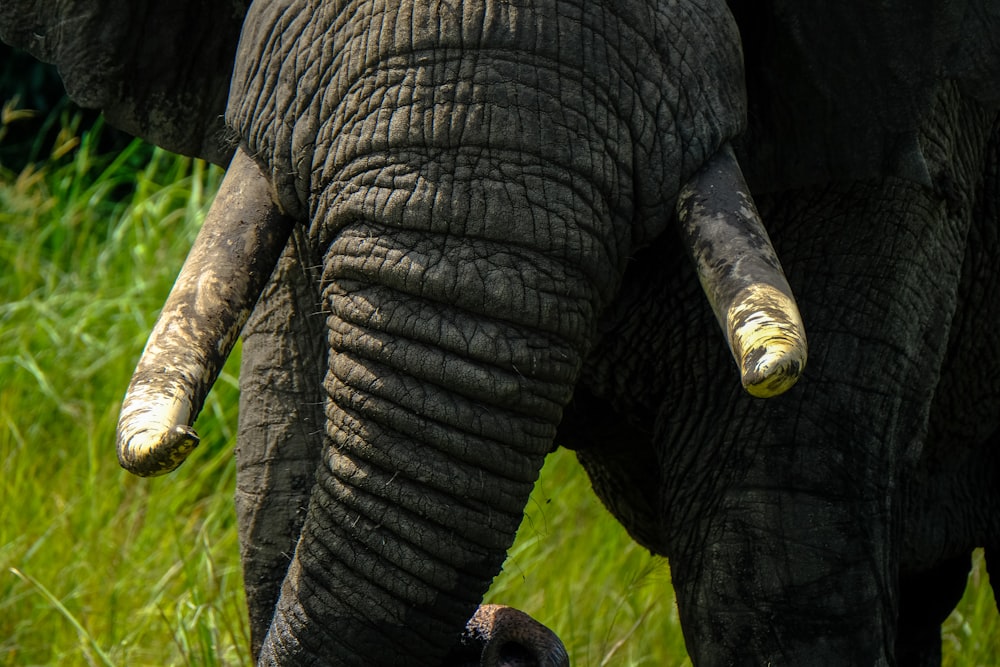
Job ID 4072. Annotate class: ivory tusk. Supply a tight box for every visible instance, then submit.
[676,143,807,398]
[116,147,295,476]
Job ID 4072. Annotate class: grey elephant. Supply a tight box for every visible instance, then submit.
[4,0,1000,665]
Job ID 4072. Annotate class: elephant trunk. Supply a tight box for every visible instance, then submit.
[255,159,604,664]
[677,143,807,397]
[116,148,294,476]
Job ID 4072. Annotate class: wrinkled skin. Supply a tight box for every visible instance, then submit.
[566,86,1000,663]
[4,0,1000,665]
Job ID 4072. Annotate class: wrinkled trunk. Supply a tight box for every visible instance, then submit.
[255,158,597,665]
[234,205,579,667]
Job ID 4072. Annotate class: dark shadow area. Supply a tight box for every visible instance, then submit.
[0,44,137,171]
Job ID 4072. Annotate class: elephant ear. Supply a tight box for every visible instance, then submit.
[730,0,1000,191]
[0,1,249,165]
[946,1,1000,107]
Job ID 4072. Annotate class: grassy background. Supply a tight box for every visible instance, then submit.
[0,113,996,666]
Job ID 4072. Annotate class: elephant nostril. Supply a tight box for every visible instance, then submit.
[440,640,548,667]
[494,641,536,666]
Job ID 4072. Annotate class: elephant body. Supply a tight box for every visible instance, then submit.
[4,0,1000,664]
[566,83,1000,663]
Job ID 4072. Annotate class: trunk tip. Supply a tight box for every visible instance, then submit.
[447,604,569,667]
[117,423,200,477]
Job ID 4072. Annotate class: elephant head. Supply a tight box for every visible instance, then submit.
[16,0,999,665]
[5,0,810,663]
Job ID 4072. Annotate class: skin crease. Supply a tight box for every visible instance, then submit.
[4,0,1000,665]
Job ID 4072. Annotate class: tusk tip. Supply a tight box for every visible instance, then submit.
[727,284,808,398]
[117,424,200,477]
[740,345,807,398]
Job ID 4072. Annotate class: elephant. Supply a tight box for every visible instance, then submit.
[4,0,1000,664]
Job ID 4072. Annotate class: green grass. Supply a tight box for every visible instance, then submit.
[1,115,246,666]
[0,111,997,666]
[487,450,689,666]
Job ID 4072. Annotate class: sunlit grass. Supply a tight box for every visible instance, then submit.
[488,449,689,666]
[1,110,996,666]
[0,114,246,666]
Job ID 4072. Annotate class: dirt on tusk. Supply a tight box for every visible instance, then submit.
[677,143,808,397]
[726,283,808,397]
[116,147,294,477]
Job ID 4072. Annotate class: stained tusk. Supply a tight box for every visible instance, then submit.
[676,143,807,398]
[116,147,295,476]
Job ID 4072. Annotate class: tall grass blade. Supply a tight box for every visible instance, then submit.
[9,568,115,667]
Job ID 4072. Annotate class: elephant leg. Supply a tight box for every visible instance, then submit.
[899,109,1000,662]
[236,228,328,660]
[665,421,901,665]
[985,433,1000,618]
[659,171,975,664]
[664,89,1000,664]
[896,556,971,667]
